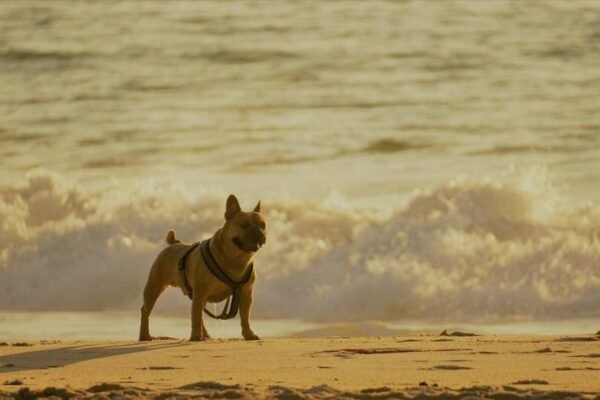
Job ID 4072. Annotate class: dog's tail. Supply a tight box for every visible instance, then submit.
[166,230,181,245]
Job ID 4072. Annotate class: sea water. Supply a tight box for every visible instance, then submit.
[1,1,599,338]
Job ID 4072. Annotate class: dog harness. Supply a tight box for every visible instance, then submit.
[178,239,254,320]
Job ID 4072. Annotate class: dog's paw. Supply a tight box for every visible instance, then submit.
[201,329,211,339]
[243,332,260,341]
[189,335,206,342]
[139,335,154,342]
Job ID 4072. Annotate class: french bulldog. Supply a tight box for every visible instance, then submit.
[139,194,266,341]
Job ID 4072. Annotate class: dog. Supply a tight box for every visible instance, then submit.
[139,194,266,341]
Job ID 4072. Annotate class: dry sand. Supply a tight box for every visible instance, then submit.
[1,334,599,399]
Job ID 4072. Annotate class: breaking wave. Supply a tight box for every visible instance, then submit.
[1,169,599,322]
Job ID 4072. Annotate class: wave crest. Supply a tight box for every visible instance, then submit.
[1,169,599,322]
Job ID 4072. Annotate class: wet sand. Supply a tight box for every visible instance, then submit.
[1,335,599,399]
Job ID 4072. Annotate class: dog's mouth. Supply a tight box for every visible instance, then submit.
[232,237,264,253]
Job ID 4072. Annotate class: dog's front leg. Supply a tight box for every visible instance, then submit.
[201,322,211,339]
[239,285,260,340]
[190,294,208,341]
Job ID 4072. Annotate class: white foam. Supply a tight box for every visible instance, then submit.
[1,168,599,322]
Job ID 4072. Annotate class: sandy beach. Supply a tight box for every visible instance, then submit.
[2,1,600,398]
[1,334,599,399]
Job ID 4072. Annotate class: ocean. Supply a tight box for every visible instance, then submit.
[0,0,599,338]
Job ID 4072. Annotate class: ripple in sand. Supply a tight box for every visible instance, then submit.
[556,367,600,371]
[554,336,598,342]
[137,366,182,370]
[573,353,600,358]
[180,381,240,391]
[512,379,549,385]
[439,330,479,337]
[531,347,571,354]
[317,347,421,358]
[87,383,127,393]
[2,383,593,399]
[428,365,472,370]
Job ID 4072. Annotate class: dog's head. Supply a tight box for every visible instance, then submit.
[222,194,266,254]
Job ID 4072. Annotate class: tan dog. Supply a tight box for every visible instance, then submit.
[139,195,266,341]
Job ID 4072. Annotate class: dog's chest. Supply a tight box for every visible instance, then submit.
[191,265,235,303]
[186,247,252,304]
[204,281,233,303]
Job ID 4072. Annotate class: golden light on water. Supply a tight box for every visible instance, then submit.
[0,1,599,336]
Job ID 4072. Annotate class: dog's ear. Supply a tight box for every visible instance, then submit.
[253,200,261,213]
[225,194,242,220]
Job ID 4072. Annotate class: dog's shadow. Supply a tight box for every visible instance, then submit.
[0,341,186,372]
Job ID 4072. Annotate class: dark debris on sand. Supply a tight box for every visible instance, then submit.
[9,387,76,400]
[531,347,570,354]
[316,348,421,358]
[574,353,600,358]
[87,383,127,393]
[2,382,596,400]
[428,364,472,370]
[440,329,479,337]
[556,366,600,371]
[180,381,241,391]
[137,366,183,371]
[554,336,599,342]
[512,379,549,385]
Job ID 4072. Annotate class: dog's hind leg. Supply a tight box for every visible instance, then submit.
[139,280,166,341]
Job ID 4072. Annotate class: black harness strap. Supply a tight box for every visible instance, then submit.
[178,239,254,320]
[178,243,200,300]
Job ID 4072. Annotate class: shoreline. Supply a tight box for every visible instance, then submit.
[1,335,599,399]
[1,312,598,342]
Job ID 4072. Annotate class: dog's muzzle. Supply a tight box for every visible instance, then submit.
[233,232,266,252]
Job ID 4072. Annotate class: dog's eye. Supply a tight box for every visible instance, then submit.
[259,221,266,229]
[240,222,250,229]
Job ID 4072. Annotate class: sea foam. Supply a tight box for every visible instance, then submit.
[0,169,598,322]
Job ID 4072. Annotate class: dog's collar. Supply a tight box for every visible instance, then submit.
[178,239,253,320]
